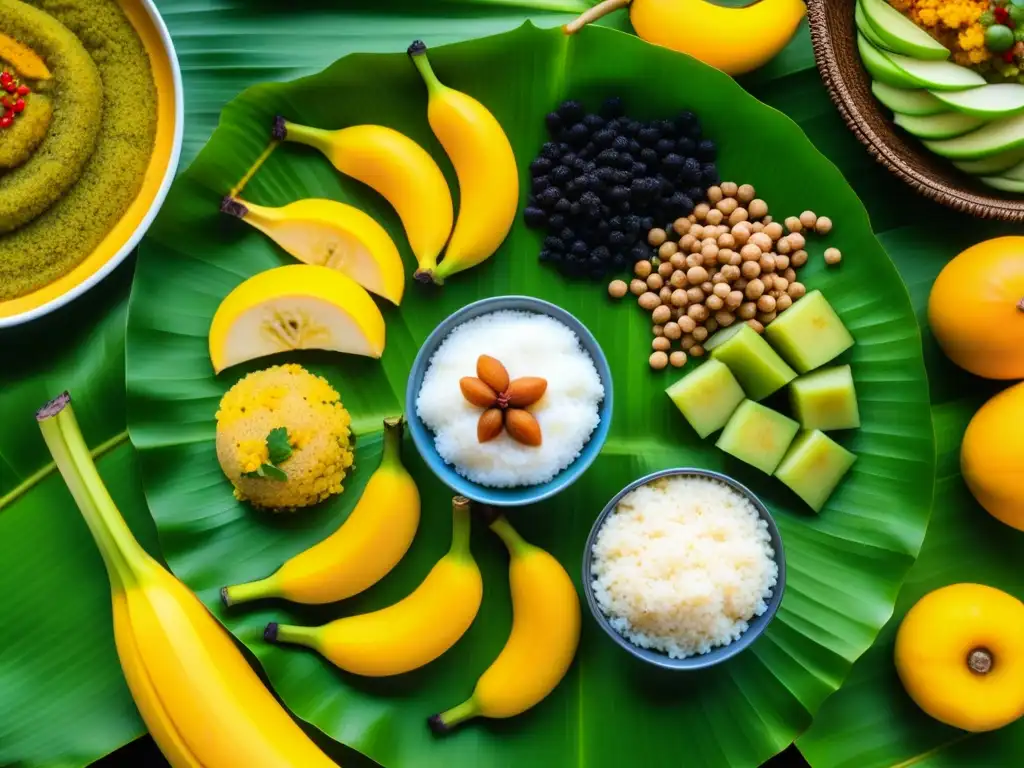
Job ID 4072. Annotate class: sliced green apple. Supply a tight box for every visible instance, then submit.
[860,0,949,61]
[872,81,947,117]
[789,365,861,431]
[954,146,1024,175]
[710,324,797,401]
[859,34,920,89]
[856,0,895,52]
[893,111,986,140]
[981,176,1024,193]
[665,359,745,439]
[764,291,854,374]
[884,50,986,91]
[997,160,1024,181]
[775,431,858,513]
[925,113,1024,159]
[932,84,1024,119]
[716,400,800,476]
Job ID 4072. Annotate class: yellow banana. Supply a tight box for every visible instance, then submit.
[274,117,453,273]
[221,196,406,305]
[430,513,580,733]
[222,416,420,606]
[565,0,806,77]
[408,41,519,284]
[266,496,482,677]
[38,394,337,768]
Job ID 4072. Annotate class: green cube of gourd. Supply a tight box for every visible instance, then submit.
[709,324,797,401]
[775,430,858,512]
[716,400,800,475]
[789,365,861,431]
[764,290,854,373]
[665,359,746,438]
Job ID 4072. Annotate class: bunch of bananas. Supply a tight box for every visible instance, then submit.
[223,40,518,294]
[223,417,582,731]
[41,391,583,766]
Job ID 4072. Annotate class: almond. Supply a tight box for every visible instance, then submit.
[503,377,548,408]
[460,377,497,408]
[477,408,504,443]
[505,408,542,447]
[477,355,509,394]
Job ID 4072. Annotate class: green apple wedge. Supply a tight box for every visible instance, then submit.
[859,33,920,89]
[893,111,987,140]
[883,50,986,91]
[924,112,1024,159]
[855,0,895,52]
[954,146,1024,175]
[981,176,1024,193]
[872,80,947,117]
[860,0,949,60]
[932,83,1024,119]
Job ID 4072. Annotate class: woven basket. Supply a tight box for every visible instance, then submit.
[807,0,1024,222]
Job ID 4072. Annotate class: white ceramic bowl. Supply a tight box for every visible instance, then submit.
[0,0,184,328]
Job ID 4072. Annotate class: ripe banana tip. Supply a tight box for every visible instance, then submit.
[264,622,280,643]
[219,586,234,607]
[271,115,288,141]
[407,39,427,57]
[36,390,71,421]
[220,196,247,219]
[428,698,479,735]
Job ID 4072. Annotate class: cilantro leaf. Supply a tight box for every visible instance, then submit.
[266,427,292,465]
[260,464,288,482]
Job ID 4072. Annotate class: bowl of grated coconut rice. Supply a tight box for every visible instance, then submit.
[583,468,785,670]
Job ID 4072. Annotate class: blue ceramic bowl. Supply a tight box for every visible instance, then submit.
[405,295,612,507]
[582,468,786,671]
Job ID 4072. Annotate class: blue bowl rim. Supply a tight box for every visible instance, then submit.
[581,467,787,671]
[405,295,613,507]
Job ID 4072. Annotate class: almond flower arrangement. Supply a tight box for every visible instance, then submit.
[460,355,547,446]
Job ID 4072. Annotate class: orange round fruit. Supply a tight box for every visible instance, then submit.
[961,381,1024,531]
[928,236,1024,380]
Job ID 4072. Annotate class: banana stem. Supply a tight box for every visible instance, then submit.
[428,697,480,735]
[265,622,320,649]
[563,0,631,34]
[1017,298,1024,312]
[275,119,329,155]
[488,515,533,558]
[407,40,446,99]
[221,576,279,607]
[448,497,473,559]
[380,416,404,466]
[36,394,147,589]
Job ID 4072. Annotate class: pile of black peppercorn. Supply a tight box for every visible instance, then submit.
[524,97,719,280]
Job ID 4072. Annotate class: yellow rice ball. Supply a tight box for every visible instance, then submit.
[215,364,354,511]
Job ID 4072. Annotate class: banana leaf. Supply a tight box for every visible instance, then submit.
[795,224,1024,768]
[0,268,151,767]
[124,22,935,768]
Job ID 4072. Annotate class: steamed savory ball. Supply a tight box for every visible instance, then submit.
[215,364,354,511]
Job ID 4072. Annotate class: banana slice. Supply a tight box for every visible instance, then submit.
[222,197,405,305]
[209,264,385,373]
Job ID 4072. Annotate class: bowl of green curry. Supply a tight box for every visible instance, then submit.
[0,0,183,327]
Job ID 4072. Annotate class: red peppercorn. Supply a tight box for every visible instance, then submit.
[13,99,25,114]
[0,116,12,128]
[995,6,1010,23]
[3,83,14,94]
[2,97,12,110]
[16,85,29,96]
[0,72,11,84]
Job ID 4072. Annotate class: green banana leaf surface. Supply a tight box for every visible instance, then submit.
[124,22,935,768]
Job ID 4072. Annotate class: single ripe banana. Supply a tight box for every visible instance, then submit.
[274,116,453,274]
[222,416,420,606]
[408,41,519,285]
[37,394,337,768]
[221,196,406,305]
[266,496,482,677]
[430,512,580,733]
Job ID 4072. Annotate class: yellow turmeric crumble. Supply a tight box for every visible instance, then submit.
[888,0,992,66]
[215,364,355,511]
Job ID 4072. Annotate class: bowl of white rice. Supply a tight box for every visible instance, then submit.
[584,469,785,670]
[407,295,612,507]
